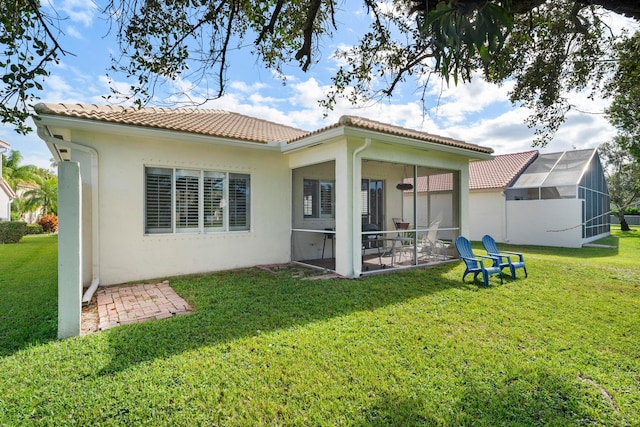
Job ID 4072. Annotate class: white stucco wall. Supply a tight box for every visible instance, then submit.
[506,199,583,247]
[468,190,506,242]
[62,128,293,286]
[0,186,10,221]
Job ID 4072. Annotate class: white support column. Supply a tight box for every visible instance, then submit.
[334,145,353,278]
[58,161,82,338]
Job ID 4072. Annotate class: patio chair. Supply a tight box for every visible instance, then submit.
[455,236,503,287]
[418,220,447,261]
[481,234,528,279]
[362,223,384,270]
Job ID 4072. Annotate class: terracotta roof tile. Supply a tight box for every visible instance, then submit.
[34,104,490,156]
[469,150,538,190]
[34,103,308,144]
[405,150,539,192]
[291,115,493,154]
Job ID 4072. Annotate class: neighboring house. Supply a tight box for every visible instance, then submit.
[34,103,493,337]
[404,148,610,248]
[468,150,540,242]
[0,139,16,221]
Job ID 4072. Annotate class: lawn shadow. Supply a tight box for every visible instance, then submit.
[355,368,611,425]
[471,236,621,260]
[97,262,480,375]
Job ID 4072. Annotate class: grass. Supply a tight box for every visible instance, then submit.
[0,229,639,425]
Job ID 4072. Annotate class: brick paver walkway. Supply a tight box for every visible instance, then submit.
[93,281,192,332]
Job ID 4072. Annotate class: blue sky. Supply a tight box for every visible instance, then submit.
[2,1,638,170]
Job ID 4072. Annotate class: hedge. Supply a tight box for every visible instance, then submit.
[25,223,44,235]
[0,221,27,244]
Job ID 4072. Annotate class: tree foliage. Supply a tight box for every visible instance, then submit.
[0,0,639,146]
[1,150,39,189]
[23,172,57,216]
[606,31,640,162]
[600,136,640,231]
[0,0,67,134]
[1,150,57,220]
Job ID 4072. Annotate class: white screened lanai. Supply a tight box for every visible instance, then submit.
[504,149,610,244]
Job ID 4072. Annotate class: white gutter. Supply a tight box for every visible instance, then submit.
[352,138,371,278]
[37,126,100,304]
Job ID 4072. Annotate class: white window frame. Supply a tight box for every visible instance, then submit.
[303,178,334,219]
[145,167,250,234]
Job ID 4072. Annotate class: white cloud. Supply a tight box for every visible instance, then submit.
[229,81,268,93]
[0,125,55,171]
[56,0,98,27]
[64,25,83,39]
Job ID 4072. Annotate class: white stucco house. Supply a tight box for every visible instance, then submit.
[34,103,494,337]
[404,148,610,248]
[0,139,16,221]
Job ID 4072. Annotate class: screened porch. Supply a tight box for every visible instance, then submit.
[290,159,461,275]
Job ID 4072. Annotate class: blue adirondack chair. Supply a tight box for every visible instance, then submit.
[455,236,503,287]
[481,234,528,279]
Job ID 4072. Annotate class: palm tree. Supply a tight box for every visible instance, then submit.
[24,175,58,216]
[2,150,39,189]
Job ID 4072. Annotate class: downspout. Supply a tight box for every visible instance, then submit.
[502,190,508,242]
[352,138,371,277]
[39,126,100,304]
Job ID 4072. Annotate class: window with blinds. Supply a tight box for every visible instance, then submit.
[175,169,200,232]
[303,179,334,219]
[229,174,250,230]
[145,168,173,233]
[145,167,251,234]
[203,172,225,229]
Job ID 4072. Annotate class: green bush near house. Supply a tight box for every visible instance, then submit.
[0,221,27,243]
[25,223,44,235]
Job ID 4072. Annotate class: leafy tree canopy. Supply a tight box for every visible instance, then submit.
[606,31,640,161]
[600,135,640,231]
[1,0,639,146]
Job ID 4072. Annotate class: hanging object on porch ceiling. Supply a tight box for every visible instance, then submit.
[396,166,413,191]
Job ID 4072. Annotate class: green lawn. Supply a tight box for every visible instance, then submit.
[1,229,639,425]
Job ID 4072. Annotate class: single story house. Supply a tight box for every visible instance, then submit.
[0,139,16,221]
[34,103,494,338]
[403,148,610,248]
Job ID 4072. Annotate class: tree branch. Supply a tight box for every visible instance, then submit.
[294,0,322,71]
[256,0,284,44]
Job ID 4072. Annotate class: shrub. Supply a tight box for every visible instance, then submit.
[0,221,27,244]
[25,223,44,235]
[38,215,58,233]
[611,207,640,216]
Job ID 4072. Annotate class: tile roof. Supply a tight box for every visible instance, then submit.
[0,138,9,150]
[34,103,308,144]
[291,115,493,154]
[34,104,491,155]
[469,150,539,190]
[405,150,539,192]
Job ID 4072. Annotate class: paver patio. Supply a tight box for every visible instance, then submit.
[81,281,192,335]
